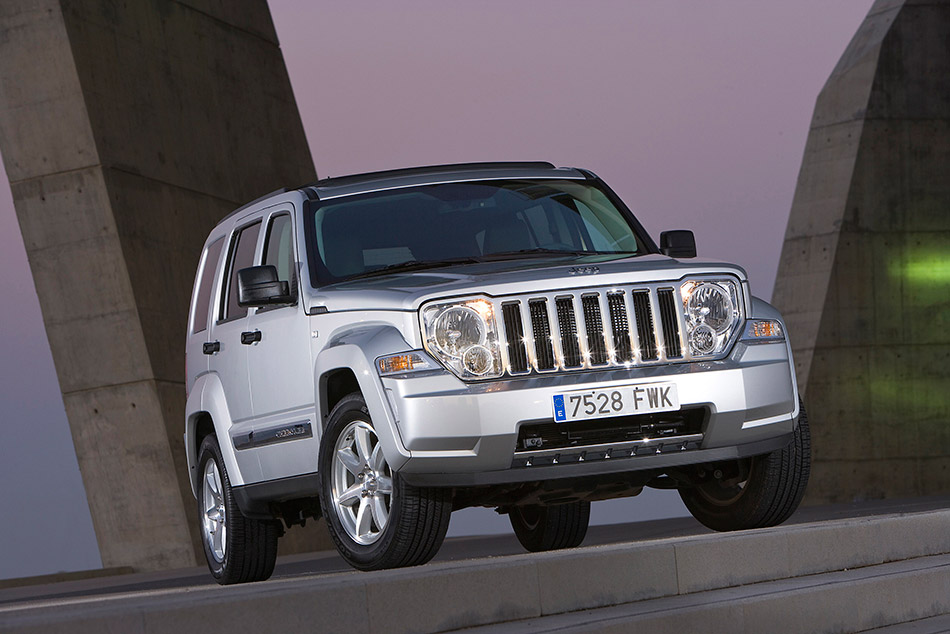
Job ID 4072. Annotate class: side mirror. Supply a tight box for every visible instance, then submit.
[238,265,292,306]
[659,230,696,258]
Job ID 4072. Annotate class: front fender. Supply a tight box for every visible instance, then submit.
[184,372,249,496]
[314,324,416,471]
[749,295,800,419]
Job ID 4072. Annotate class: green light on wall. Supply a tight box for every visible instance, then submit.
[890,253,950,284]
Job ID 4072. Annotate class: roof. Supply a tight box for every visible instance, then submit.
[304,162,589,200]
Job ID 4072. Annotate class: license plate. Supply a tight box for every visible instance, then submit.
[552,383,679,423]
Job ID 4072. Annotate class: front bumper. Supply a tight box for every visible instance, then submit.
[381,339,799,486]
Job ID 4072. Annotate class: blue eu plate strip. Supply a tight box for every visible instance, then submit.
[553,394,566,422]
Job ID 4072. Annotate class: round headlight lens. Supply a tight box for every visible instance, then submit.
[462,344,494,375]
[687,283,734,334]
[689,323,717,355]
[433,305,486,359]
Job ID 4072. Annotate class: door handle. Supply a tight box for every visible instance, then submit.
[241,331,262,345]
[203,341,220,355]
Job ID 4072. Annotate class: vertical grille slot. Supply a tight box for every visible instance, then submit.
[502,302,529,373]
[581,294,608,366]
[607,292,633,363]
[529,299,556,370]
[657,289,682,359]
[555,297,582,368]
[631,290,658,360]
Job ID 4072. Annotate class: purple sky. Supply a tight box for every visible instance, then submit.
[0,1,873,580]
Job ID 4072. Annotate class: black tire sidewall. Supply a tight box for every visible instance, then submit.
[197,435,233,581]
[509,501,590,552]
[679,456,768,531]
[680,400,811,531]
[318,395,405,569]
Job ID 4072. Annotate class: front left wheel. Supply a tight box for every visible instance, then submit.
[678,398,812,532]
[319,393,452,571]
[197,435,280,584]
[509,501,590,552]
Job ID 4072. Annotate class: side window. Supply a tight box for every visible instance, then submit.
[262,214,294,284]
[220,220,262,322]
[192,237,224,334]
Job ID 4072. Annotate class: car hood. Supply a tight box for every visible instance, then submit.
[306,254,748,313]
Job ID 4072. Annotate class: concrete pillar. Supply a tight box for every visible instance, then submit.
[773,0,950,503]
[0,0,326,570]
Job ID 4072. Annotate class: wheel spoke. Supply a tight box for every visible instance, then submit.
[371,442,386,473]
[212,518,223,554]
[371,495,389,530]
[356,497,373,537]
[336,447,362,476]
[354,426,373,467]
[336,482,362,507]
[375,476,393,495]
[205,469,218,496]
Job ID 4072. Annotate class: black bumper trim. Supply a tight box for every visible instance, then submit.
[233,473,321,518]
[399,433,794,488]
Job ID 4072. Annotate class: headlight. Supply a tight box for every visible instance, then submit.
[422,297,503,379]
[681,280,741,357]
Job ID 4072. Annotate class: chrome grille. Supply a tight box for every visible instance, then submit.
[631,290,657,361]
[497,284,687,376]
[555,297,582,368]
[528,299,556,371]
[501,302,529,373]
[581,294,608,366]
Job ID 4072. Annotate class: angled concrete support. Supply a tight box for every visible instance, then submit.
[0,1,322,569]
[773,0,950,502]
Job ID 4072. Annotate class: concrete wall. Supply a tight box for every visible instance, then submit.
[0,0,327,570]
[773,0,950,503]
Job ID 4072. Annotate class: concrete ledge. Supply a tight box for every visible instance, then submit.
[1,509,948,634]
[0,567,134,591]
[466,555,950,633]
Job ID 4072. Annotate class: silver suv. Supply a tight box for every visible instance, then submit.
[185,162,810,583]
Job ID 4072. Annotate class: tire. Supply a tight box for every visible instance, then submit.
[509,501,591,552]
[679,398,812,532]
[197,435,280,584]
[318,393,452,571]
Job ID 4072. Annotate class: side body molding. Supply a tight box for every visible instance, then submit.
[314,323,418,472]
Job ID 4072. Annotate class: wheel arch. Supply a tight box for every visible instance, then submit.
[314,323,414,471]
[185,372,245,495]
[748,295,801,420]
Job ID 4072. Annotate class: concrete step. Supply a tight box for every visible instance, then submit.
[461,554,950,633]
[862,613,950,633]
[1,509,948,634]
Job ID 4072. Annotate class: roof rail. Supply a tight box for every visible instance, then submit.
[219,187,289,223]
[307,162,557,189]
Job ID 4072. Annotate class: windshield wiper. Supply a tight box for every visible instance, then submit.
[345,257,483,281]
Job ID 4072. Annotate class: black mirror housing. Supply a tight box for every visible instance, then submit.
[238,265,292,306]
[659,230,697,258]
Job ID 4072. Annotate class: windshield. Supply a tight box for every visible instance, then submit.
[309,179,649,284]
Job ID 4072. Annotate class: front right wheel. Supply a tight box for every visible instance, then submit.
[679,398,812,532]
[319,393,452,571]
